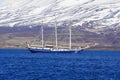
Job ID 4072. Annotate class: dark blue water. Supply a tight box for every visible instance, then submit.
[0,49,120,80]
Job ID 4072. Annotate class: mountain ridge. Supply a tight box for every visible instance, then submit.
[0,0,120,49]
[0,0,120,34]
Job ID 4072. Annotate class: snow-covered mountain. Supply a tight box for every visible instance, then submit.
[0,0,120,33]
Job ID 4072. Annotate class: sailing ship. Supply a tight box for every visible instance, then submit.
[27,17,84,53]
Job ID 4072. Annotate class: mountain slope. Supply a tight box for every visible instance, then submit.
[0,0,120,34]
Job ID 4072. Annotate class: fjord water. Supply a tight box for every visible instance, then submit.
[0,49,120,80]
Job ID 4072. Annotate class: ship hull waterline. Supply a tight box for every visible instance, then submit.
[28,48,83,54]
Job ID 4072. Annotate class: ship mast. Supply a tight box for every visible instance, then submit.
[41,16,44,48]
[41,23,44,48]
[54,14,58,49]
[69,26,72,49]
